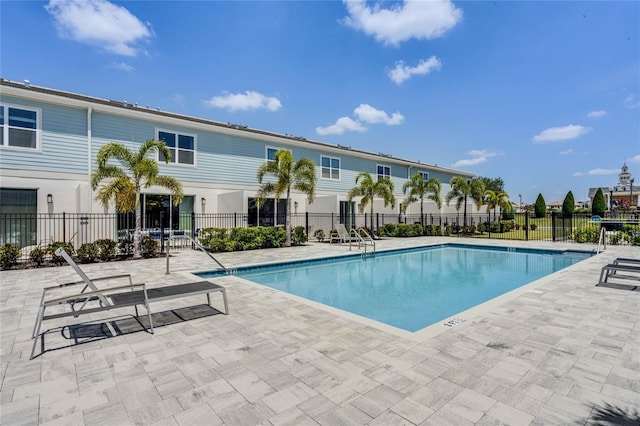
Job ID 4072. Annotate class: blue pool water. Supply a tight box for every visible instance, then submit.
[197,244,592,332]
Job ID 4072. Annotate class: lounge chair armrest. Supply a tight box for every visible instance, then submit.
[43,283,146,305]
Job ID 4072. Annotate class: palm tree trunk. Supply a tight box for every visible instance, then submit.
[285,192,291,247]
[134,199,142,258]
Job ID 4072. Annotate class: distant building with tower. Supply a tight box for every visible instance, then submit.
[588,163,638,210]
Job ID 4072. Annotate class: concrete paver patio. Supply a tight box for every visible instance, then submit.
[1,237,638,425]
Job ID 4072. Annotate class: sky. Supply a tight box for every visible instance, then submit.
[1,0,639,205]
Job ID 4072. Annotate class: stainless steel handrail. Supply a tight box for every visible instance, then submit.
[166,233,227,274]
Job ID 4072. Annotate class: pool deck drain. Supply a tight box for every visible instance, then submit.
[1,237,638,425]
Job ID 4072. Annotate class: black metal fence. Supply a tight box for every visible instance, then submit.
[3,210,638,254]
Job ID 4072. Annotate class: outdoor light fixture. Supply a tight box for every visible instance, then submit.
[609,186,614,211]
[47,194,53,204]
[201,197,206,206]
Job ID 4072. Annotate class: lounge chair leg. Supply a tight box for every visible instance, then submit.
[222,289,229,315]
[30,307,45,359]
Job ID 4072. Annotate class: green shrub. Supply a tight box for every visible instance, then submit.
[262,226,286,248]
[383,223,397,237]
[95,239,117,261]
[230,227,264,250]
[444,225,452,236]
[313,229,325,242]
[608,232,625,245]
[393,223,423,237]
[77,242,99,263]
[592,188,606,217]
[430,225,443,236]
[562,191,576,215]
[0,243,20,270]
[375,227,385,238]
[118,235,134,257]
[534,193,546,218]
[199,228,227,251]
[141,235,159,257]
[292,226,307,245]
[571,226,600,243]
[48,241,74,265]
[631,233,640,246]
[29,247,46,267]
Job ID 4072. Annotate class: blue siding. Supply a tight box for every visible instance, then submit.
[0,95,88,174]
[2,91,465,195]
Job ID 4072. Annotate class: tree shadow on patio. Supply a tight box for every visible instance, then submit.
[583,402,640,425]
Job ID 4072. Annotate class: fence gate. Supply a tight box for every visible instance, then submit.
[551,212,572,242]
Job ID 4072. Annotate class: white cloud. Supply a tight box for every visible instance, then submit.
[587,168,619,176]
[451,149,499,168]
[628,154,640,164]
[46,0,152,57]
[204,91,282,112]
[353,104,404,125]
[342,0,462,46]
[587,110,607,118]
[110,61,133,72]
[316,104,404,136]
[559,148,573,155]
[316,117,367,135]
[532,124,591,143]
[388,56,442,84]
[572,172,583,176]
[624,95,640,109]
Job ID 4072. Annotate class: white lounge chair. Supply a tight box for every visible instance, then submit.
[31,248,228,359]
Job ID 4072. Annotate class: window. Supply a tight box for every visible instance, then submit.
[0,188,37,247]
[321,156,340,180]
[377,165,391,180]
[0,105,40,150]
[157,130,195,165]
[419,172,429,180]
[266,147,278,162]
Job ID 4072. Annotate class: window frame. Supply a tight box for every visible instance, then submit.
[377,164,391,180]
[265,146,290,163]
[320,155,341,181]
[156,128,197,167]
[0,103,42,152]
[419,171,429,181]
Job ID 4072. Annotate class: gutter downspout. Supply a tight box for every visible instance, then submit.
[87,107,92,213]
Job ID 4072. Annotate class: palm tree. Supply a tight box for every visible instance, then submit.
[347,171,396,232]
[401,174,442,225]
[256,149,316,247]
[484,190,510,222]
[445,176,485,227]
[91,140,184,258]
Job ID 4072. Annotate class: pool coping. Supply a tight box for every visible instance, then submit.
[183,241,600,342]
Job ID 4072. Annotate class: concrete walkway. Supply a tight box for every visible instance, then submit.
[1,237,638,425]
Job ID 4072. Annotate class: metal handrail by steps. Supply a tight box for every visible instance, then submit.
[596,226,606,254]
[166,233,228,274]
[349,227,376,256]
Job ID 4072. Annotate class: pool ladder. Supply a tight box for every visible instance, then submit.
[349,228,376,258]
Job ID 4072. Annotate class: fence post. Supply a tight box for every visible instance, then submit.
[376,213,380,231]
[191,211,196,249]
[305,212,309,236]
[63,212,66,244]
[551,211,556,242]
[525,213,529,241]
[160,210,165,253]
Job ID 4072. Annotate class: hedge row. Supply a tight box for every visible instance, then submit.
[0,235,160,270]
[198,226,307,252]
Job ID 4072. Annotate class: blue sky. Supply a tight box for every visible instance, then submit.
[2,0,638,204]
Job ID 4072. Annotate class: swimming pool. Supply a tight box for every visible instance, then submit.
[197,244,592,332]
